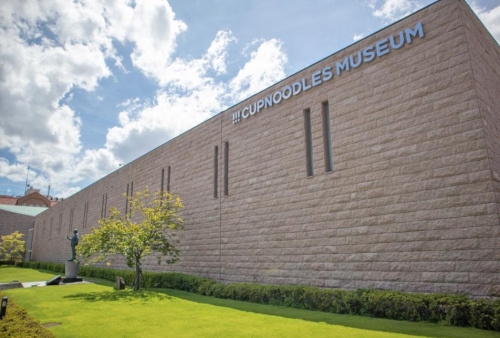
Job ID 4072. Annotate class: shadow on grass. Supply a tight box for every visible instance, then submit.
[63,290,172,302]
[158,289,498,338]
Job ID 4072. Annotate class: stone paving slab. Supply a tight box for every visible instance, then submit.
[23,280,90,288]
[0,280,90,290]
[22,281,48,288]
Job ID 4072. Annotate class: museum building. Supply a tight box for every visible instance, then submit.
[31,0,500,296]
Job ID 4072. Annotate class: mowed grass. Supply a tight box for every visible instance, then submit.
[0,265,57,283]
[2,268,500,338]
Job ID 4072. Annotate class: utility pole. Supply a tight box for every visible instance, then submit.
[24,163,30,196]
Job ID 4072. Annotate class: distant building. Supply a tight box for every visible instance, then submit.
[0,195,17,206]
[0,205,46,263]
[0,188,60,208]
[0,188,55,247]
[16,189,59,207]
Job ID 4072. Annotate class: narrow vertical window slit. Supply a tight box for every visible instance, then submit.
[104,193,107,217]
[214,146,219,198]
[322,101,333,172]
[82,202,86,228]
[130,182,133,212]
[125,184,129,214]
[224,142,229,196]
[161,169,165,195]
[303,108,314,177]
[167,166,171,192]
[101,194,105,218]
[83,201,89,228]
[69,208,74,232]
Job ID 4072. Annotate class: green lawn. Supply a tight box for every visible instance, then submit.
[2,267,499,338]
[0,265,56,283]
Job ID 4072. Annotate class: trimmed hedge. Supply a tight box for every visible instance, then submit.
[16,261,500,331]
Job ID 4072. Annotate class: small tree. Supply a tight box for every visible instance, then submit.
[77,187,184,290]
[0,231,26,265]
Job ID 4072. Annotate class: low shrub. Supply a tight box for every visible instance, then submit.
[18,261,65,274]
[0,292,55,338]
[15,261,500,331]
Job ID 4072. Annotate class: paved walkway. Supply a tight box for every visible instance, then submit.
[0,280,89,290]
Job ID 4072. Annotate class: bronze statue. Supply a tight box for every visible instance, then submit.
[67,229,79,261]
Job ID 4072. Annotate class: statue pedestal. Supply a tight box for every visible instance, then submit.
[63,261,82,283]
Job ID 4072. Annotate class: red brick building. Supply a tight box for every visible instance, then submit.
[16,189,58,208]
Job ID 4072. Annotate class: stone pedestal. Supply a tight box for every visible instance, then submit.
[63,261,82,283]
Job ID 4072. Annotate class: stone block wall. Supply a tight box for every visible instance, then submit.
[459,0,500,217]
[33,115,224,278]
[32,0,500,296]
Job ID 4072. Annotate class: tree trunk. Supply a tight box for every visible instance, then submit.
[134,257,141,291]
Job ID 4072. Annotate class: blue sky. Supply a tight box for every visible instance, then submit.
[1,0,499,198]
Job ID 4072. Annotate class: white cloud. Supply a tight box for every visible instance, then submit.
[0,0,117,197]
[0,160,28,183]
[206,31,237,75]
[76,148,119,181]
[368,0,424,23]
[118,98,141,108]
[230,39,287,102]
[353,33,365,41]
[0,1,288,197]
[468,1,500,43]
[0,0,184,197]
[367,1,499,43]
[100,35,287,165]
[366,0,377,10]
[160,30,237,88]
[125,0,187,81]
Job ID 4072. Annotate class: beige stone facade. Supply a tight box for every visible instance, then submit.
[32,0,500,296]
